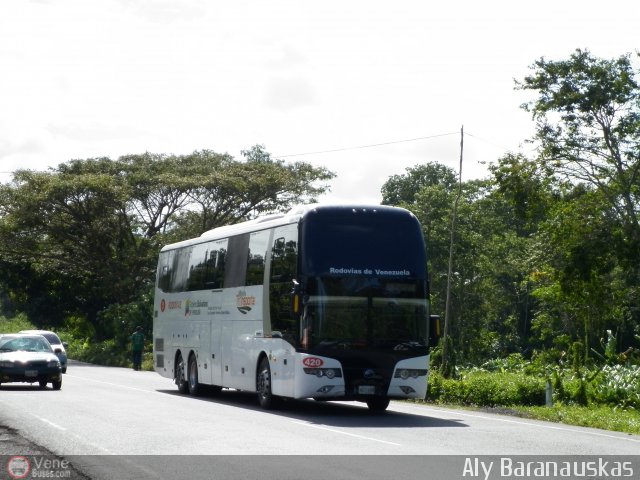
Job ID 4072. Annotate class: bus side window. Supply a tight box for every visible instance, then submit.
[186,243,208,291]
[170,246,191,292]
[224,234,249,288]
[157,250,174,293]
[271,237,287,281]
[269,225,299,345]
[204,247,226,289]
[204,239,227,289]
[246,230,271,286]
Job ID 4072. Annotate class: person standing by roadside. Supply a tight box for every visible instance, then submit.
[131,326,145,371]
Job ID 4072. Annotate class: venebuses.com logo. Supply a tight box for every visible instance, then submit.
[6,456,29,479]
[5,455,72,479]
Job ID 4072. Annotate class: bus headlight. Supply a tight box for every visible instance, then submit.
[394,368,427,379]
[303,368,342,378]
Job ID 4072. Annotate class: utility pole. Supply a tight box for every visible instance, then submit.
[441,125,463,378]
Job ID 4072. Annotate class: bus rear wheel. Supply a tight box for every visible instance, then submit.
[366,398,390,412]
[256,357,279,409]
[187,354,200,396]
[175,353,188,394]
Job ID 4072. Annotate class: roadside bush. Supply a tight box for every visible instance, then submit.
[428,370,546,407]
[72,338,130,367]
[591,364,640,409]
[0,313,35,333]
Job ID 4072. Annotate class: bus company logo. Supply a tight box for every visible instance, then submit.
[160,298,166,312]
[167,300,182,310]
[6,456,30,479]
[302,357,324,368]
[236,290,256,314]
[185,299,208,316]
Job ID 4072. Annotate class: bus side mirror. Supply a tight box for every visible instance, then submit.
[291,293,302,315]
[429,314,441,346]
[290,279,303,317]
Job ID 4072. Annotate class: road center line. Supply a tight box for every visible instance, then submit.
[291,420,402,446]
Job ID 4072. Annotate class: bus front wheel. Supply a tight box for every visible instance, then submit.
[256,357,279,409]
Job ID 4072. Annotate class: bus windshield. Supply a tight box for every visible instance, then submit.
[298,206,429,353]
[304,276,428,352]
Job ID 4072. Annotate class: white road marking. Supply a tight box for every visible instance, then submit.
[33,415,66,431]
[291,420,402,446]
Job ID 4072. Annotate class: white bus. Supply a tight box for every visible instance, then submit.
[153,204,439,411]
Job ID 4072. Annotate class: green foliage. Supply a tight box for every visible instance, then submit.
[0,313,35,333]
[591,365,640,409]
[0,147,334,340]
[428,369,546,407]
[72,338,128,367]
[428,355,640,413]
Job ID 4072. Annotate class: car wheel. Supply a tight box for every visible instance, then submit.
[62,367,67,374]
[52,379,62,390]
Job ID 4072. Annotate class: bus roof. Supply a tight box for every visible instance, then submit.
[160,204,414,252]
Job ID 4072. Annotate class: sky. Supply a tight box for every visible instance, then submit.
[1,0,638,205]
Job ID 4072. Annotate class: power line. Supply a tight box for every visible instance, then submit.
[0,130,507,176]
[276,131,460,158]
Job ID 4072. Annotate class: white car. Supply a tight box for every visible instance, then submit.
[19,330,68,373]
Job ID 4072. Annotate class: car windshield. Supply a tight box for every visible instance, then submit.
[0,336,53,353]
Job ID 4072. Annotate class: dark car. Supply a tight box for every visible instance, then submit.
[0,334,63,390]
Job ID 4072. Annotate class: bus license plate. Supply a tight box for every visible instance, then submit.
[358,385,375,395]
[25,370,38,377]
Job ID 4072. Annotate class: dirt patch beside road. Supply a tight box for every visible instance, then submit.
[0,425,88,478]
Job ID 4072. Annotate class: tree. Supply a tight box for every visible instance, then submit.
[381,163,457,206]
[0,167,152,334]
[383,163,530,364]
[0,147,335,338]
[516,49,640,271]
[516,49,640,356]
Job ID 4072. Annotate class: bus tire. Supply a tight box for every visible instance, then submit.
[256,357,279,409]
[187,354,200,396]
[366,398,390,412]
[176,353,188,394]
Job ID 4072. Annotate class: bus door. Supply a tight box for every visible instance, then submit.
[210,315,223,386]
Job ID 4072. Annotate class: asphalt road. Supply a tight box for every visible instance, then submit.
[0,360,638,479]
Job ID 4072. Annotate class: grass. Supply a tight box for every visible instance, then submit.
[509,404,640,435]
[409,400,640,435]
